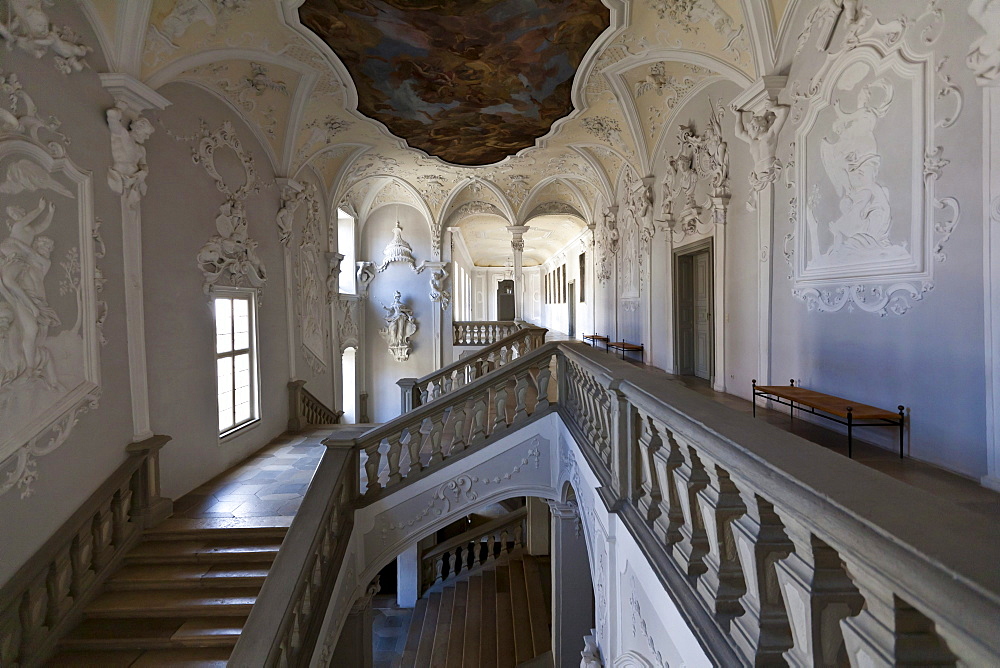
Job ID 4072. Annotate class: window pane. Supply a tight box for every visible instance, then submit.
[216,298,232,353]
[234,353,250,393]
[233,298,250,350]
[217,357,233,430]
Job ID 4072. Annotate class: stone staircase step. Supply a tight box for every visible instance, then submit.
[400,597,428,668]
[106,563,269,590]
[509,558,534,663]
[143,523,289,540]
[58,616,246,650]
[446,580,469,668]
[495,565,516,668]
[521,555,551,656]
[83,587,258,618]
[46,646,231,667]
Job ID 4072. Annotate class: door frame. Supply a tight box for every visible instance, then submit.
[673,239,714,382]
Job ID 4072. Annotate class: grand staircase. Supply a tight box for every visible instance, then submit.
[46,525,286,666]
[401,549,551,668]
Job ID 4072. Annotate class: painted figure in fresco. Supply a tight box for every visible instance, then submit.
[734,102,789,210]
[0,198,62,389]
[107,105,154,204]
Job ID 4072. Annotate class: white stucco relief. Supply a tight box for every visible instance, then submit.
[967,0,1000,84]
[734,101,789,211]
[785,5,960,316]
[191,121,267,296]
[0,72,100,497]
[295,184,327,373]
[0,0,90,74]
[378,290,417,362]
[377,221,418,273]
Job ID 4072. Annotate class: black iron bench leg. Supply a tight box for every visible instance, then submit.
[752,380,756,418]
[898,405,905,459]
[847,406,853,459]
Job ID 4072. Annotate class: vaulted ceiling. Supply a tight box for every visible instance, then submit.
[88,0,790,266]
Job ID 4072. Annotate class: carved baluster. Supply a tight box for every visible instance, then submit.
[384,433,403,485]
[534,360,552,411]
[500,529,510,555]
[19,577,48,657]
[695,456,748,619]
[486,534,496,562]
[499,345,510,366]
[468,393,488,445]
[635,411,662,523]
[406,423,425,476]
[840,561,956,667]
[45,545,74,625]
[92,502,115,571]
[427,413,445,465]
[492,380,510,433]
[434,555,445,583]
[363,441,382,494]
[513,371,530,421]
[649,426,684,549]
[447,402,468,454]
[70,529,96,598]
[444,552,455,580]
[0,605,21,666]
[420,384,430,406]
[729,487,793,664]
[514,523,524,548]
[112,483,134,548]
[671,439,709,577]
[773,514,864,667]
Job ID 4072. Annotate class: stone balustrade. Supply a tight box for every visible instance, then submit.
[287,379,343,432]
[398,325,546,412]
[228,441,359,666]
[0,435,171,667]
[452,320,522,346]
[420,506,527,593]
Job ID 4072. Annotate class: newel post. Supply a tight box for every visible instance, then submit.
[124,434,173,528]
[287,380,306,432]
[397,378,419,412]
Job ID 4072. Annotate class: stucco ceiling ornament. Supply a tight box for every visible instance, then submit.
[634,62,697,104]
[378,219,418,273]
[583,116,625,146]
[785,6,961,317]
[379,291,418,362]
[297,115,352,164]
[216,62,289,112]
[0,0,90,74]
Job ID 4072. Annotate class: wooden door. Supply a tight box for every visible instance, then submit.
[568,282,576,337]
[497,280,515,321]
[693,250,712,380]
[675,255,694,376]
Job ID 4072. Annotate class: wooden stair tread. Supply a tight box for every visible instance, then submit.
[400,597,428,668]
[107,563,269,590]
[431,585,455,666]
[414,592,442,667]
[84,588,258,617]
[480,569,498,668]
[463,575,483,668]
[508,559,534,664]
[142,524,288,541]
[46,646,232,667]
[60,616,246,650]
[495,566,516,668]
[125,539,280,565]
[446,580,469,668]
[521,555,551,655]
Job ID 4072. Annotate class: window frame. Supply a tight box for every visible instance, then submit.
[213,287,261,439]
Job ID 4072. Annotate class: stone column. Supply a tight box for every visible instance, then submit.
[421,260,450,369]
[731,76,787,389]
[396,543,419,609]
[326,251,345,406]
[276,178,304,382]
[548,500,594,668]
[507,225,529,322]
[526,496,550,556]
[100,74,170,443]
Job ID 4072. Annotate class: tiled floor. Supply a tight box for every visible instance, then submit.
[166,430,328,530]
[372,595,413,668]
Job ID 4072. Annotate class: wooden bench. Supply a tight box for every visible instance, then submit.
[608,341,643,361]
[583,334,610,351]
[752,380,905,459]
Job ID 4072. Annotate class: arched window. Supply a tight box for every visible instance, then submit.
[341,346,357,424]
[337,208,356,294]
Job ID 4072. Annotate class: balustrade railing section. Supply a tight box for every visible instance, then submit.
[420,507,527,593]
[288,380,343,432]
[453,320,520,346]
[397,326,547,413]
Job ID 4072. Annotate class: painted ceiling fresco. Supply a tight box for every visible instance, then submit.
[300,0,609,166]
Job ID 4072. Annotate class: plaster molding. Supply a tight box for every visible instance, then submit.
[99,74,171,113]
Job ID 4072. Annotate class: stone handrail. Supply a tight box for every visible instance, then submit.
[556,343,1000,665]
[0,435,171,667]
[398,325,547,412]
[420,506,527,593]
[287,380,343,432]
[228,441,358,667]
[353,343,558,499]
[453,320,521,346]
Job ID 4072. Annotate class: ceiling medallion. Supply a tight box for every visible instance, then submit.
[300,0,609,166]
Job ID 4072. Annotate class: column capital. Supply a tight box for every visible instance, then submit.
[546,499,579,520]
[731,75,787,114]
[100,73,171,112]
[506,224,530,237]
